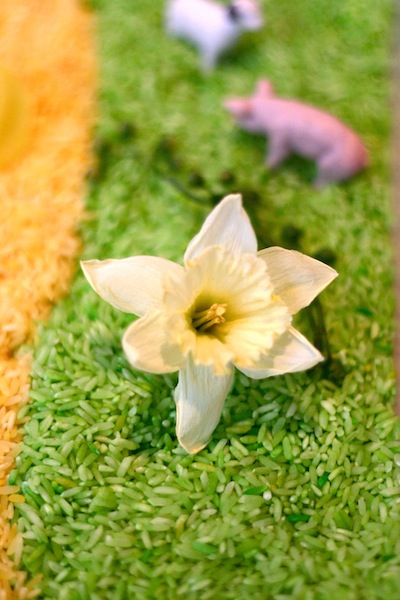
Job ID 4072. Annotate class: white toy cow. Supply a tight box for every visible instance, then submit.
[165,0,264,71]
[224,80,368,187]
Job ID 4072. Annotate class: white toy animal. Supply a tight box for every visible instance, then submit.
[224,80,368,187]
[165,0,264,71]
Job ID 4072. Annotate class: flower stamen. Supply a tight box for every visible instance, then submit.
[192,303,227,332]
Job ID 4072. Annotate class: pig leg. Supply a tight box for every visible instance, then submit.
[266,135,291,169]
[314,149,350,187]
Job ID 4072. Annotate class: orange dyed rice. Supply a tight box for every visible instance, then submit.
[0,0,96,596]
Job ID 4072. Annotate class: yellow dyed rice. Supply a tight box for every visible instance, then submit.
[0,0,96,596]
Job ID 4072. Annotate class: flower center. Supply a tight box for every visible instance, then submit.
[191,303,228,333]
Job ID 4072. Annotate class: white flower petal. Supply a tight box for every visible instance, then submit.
[258,247,338,315]
[81,256,184,316]
[184,194,257,262]
[236,326,323,379]
[122,312,185,374]
[175,359,234,454]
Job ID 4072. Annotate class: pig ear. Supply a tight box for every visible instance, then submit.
[223,98,252,117]
[256,79,275,97]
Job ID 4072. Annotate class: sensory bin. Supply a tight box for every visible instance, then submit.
[3,1,400,599]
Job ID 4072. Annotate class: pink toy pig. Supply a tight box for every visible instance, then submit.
[224,80,368,186]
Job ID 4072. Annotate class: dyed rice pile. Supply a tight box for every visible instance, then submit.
[12,0,400,598]
[0,0,96,596]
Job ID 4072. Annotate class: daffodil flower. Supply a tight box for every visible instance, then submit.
[81,194,337,454]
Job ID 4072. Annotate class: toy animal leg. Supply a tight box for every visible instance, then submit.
[200,48,218,72]
[313,151,349,187]
[266,136,290,169]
